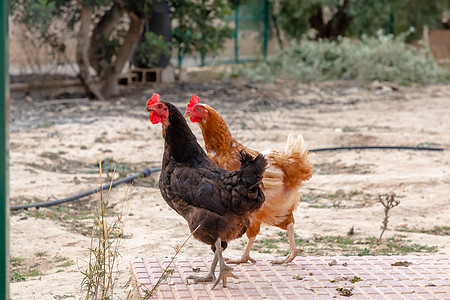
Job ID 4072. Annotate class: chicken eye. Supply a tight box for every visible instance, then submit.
[157,104,163,109]
[196,107,201,111]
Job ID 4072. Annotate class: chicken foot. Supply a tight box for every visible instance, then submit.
[186,251,218,284]
[186,239,238,289]
[211,238,238,289]
[271,223,302,264]
[225,236,257,264]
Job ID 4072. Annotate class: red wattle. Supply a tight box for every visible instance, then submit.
[149,112,162,124]
[190,116,201,123]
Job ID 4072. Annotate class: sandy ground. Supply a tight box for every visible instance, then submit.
[8,78,450,299]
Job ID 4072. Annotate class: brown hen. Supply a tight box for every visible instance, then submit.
[185,95,313,264]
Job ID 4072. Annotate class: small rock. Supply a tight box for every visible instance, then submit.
[335,189,345,197]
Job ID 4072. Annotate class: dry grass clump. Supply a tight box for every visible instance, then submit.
[81,160,199,299]
[81,161,129,299]
[378,193,400,243]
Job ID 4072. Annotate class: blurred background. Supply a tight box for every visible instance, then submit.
[8,0,450,100]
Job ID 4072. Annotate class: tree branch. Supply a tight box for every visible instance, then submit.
[100,10,144,97]
[88,3,124,74]
[76,0,104,100]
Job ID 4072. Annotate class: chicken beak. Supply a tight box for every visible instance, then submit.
[183,111,191,118]
[145,107,153,112]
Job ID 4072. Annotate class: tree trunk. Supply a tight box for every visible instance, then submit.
[308,6,327,39]
[308,1,352,40]
[76,0,104,100]
[101,10,144,97]
[270,1,284,49]
[88,3,124,74]
[326,0,352,40]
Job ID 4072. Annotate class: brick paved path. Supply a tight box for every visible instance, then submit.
[131,255,450,299]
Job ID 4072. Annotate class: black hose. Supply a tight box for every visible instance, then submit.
[9,145,445,211]
[10,167,162,211]
[309,146,444,152]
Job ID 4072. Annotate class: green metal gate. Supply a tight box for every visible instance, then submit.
[233,0,270,62]
[1,0,10,297]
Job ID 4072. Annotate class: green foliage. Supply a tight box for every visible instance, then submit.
[172,0,233,66]
[136,32,172,67]
[236,30,449,85]
[278,0,329,38]
[392,0,449,41]
[277,0,449,40]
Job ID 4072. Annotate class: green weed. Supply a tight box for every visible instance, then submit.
[10,271,25,283]
[253,233,438,257]
[396,226,450,236]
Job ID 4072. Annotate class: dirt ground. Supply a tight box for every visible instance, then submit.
[8,75,450,299]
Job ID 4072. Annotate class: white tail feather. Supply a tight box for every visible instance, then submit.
[285,131,308,155]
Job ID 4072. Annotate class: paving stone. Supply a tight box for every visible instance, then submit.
[131,255,450,299]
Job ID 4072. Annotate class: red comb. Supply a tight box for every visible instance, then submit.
[146,93,160,107]
[187,94,200,110]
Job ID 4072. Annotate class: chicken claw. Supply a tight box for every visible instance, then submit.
[225,236,257,264]
[186,272,216,284]
[271,247,302,264]
[225,256,256,264]
[211,263,238,289]
[271,223,302,265]
[186,254,218,284]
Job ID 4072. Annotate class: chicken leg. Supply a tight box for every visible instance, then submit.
[211,239,238,289]
[226,236,257,264]
[187,238,238,289]
[271,223,302,264]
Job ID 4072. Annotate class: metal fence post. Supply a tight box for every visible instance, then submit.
[234,6,239,63]
[0,0,10,297]
[263,0,269,58]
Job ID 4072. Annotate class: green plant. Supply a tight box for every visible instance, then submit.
[135,32,171,68]
[10,257,22,267]
[277,0,449,40]
[396,225,450,236]
[11,0,159,99]
[172,0,233,67]
[10,271,26,283]
[25,270,41,277]
[236,29,449,85]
